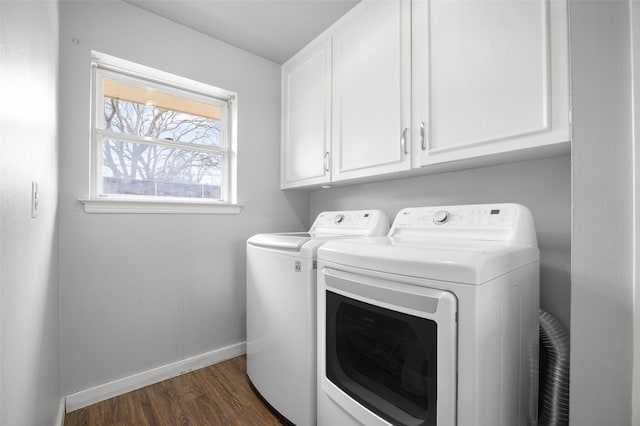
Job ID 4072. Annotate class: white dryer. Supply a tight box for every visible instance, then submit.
[246,210,390,426]
[317,204,540,426]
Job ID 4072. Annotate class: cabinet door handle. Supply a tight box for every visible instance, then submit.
[420,122,427,150]
[401,128,408,155]
[323,152,330,172]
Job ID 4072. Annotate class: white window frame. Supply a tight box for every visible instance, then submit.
[81,51,242,214]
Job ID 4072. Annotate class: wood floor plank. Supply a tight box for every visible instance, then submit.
[64,355,284,426]
[99,396,119,424]
[208,359,282,425]
[147,380,189,425]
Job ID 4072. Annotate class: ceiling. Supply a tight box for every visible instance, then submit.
[125,0,360,64]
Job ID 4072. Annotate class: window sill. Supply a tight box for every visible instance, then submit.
[79,198,244,214]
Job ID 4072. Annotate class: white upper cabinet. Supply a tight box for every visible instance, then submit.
[281,0,570,189]
[281,40,332,189]
[331,0,411,182]
[412,0,570,167]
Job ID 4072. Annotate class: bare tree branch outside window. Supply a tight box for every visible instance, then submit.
[102,97,223,199]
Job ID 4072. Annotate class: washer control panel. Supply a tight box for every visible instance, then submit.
[310,210,390,236]
[314,211,373,227]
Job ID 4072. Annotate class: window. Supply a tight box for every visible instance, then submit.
[83,52,240,214]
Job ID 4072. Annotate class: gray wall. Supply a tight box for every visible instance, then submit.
[569,1,634,424]
[58,0,309,395]
[0,1,62,424]
[311,155,571,329]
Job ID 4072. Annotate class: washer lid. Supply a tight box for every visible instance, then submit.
[318,237,539,285]
[247,210,391,254]
[248,232,312,251]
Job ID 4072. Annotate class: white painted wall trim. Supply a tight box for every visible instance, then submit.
[79,199,244,214]
[65,342,246,413]
[55,398,65,426]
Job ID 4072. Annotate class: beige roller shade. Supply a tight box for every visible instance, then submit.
[104,79,221,121]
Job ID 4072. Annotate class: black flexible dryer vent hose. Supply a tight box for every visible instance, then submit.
[538,309,570,426]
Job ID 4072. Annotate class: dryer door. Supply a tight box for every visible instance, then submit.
[320,268,457,426]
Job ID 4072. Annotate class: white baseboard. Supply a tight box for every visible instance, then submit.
[65,342,246,413]
[55,397,65,426]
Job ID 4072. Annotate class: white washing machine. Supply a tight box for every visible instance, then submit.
[246,210,390,426]
[317,203,540,426]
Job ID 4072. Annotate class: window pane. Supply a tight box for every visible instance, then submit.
[102,139,222,199]
[103,79,222,147]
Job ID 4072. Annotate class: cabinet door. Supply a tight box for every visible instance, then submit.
[332,0,411,182]
[281,40,332,189]
[412,0,570,167]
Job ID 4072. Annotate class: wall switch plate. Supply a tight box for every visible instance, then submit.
[31,181,39,219]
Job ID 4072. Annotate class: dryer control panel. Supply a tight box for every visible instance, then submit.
[390,204,537,246]
[401,206,516,229]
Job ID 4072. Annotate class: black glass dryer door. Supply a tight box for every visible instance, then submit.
[326,291,438,426]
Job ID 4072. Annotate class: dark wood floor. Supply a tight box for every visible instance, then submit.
[64,355,284,426]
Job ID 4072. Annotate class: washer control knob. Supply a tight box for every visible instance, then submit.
[433,210,450,225]
[334,214,345,224]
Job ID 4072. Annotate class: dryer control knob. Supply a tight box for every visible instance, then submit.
[433,210,450,225]
[334,214,345,224]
